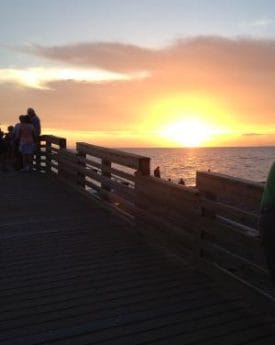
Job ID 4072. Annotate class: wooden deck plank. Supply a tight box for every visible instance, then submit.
[35,303,244,345]
[1,172,275,344]
[0,289,234,341]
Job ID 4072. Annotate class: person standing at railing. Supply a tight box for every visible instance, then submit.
[27,107,41,138]
[12,115,25,170]
[259,161,275,285]
[15,115,36,172]
[27,108,41,170]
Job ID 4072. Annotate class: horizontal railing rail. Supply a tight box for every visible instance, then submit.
[76,142,151,173]
[196,170,263,212]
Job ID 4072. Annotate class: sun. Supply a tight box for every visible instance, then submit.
[141,93,233,147]
[158,118,218,147]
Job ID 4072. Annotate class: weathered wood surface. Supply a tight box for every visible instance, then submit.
[77,142,150,174]
[1,171,275,344]
[196,171,263,212]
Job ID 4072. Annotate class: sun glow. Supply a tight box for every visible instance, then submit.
[141,94,232,147]
[158,118,224,147]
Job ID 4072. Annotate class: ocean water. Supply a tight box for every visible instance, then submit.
[123,146,275,186]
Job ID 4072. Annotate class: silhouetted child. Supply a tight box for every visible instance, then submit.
[178,178,185,185]
[5,125,14,160]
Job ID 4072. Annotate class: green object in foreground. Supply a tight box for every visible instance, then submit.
[261,161,275,210]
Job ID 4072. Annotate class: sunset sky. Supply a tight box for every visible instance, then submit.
[1,0,275,147]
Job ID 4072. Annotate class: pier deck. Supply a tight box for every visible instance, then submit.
[1,171,275,345]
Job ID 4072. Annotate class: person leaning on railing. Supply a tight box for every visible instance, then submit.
[259,161,275,285]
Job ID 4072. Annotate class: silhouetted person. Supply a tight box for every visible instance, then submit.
[0,129,8,171]
[259,161,275,285]
[12,115,25,170]
[27,107,41,138]
[15,115,36,172]
[178,178,185,185]
[154,166,161,178]
[5,125,14,159]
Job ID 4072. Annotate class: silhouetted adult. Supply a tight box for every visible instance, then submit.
[154,166,161,178]
[259,161,275,285]
[27,107,41,138]
[12,115,25,170]
[15,115,36,172]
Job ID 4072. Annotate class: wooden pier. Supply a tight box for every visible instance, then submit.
[1,135,275,344]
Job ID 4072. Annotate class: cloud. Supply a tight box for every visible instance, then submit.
[21,42,158,73]
[253,18,274,27]
[240,18,274,29]
[21,37,275,74]
[0,66,148,89]
[16,37,275,100]
[242,133,264,136]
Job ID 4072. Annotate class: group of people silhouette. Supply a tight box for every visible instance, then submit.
[0,107,41,172]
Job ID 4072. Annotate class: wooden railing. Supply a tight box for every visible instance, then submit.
[195,172,271,300]
[35,135,67,173]
[57,141,150,219]
[37,136,273,304]
[135,171,273,302]
[135,175,201,259]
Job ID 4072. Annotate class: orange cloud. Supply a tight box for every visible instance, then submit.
[21,42,158,73]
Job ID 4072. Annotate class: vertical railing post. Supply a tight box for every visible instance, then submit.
[77,150,86,189]
[136,158,150,177]
[57,138,67,177]
[45,138,52,174]
[35,136,42,172]
[195,171,216,267]
[59,138,67,150]
[135,157,150,227]
[101,159,111,200]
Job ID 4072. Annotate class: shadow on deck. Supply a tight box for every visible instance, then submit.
[1,171,275,345]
